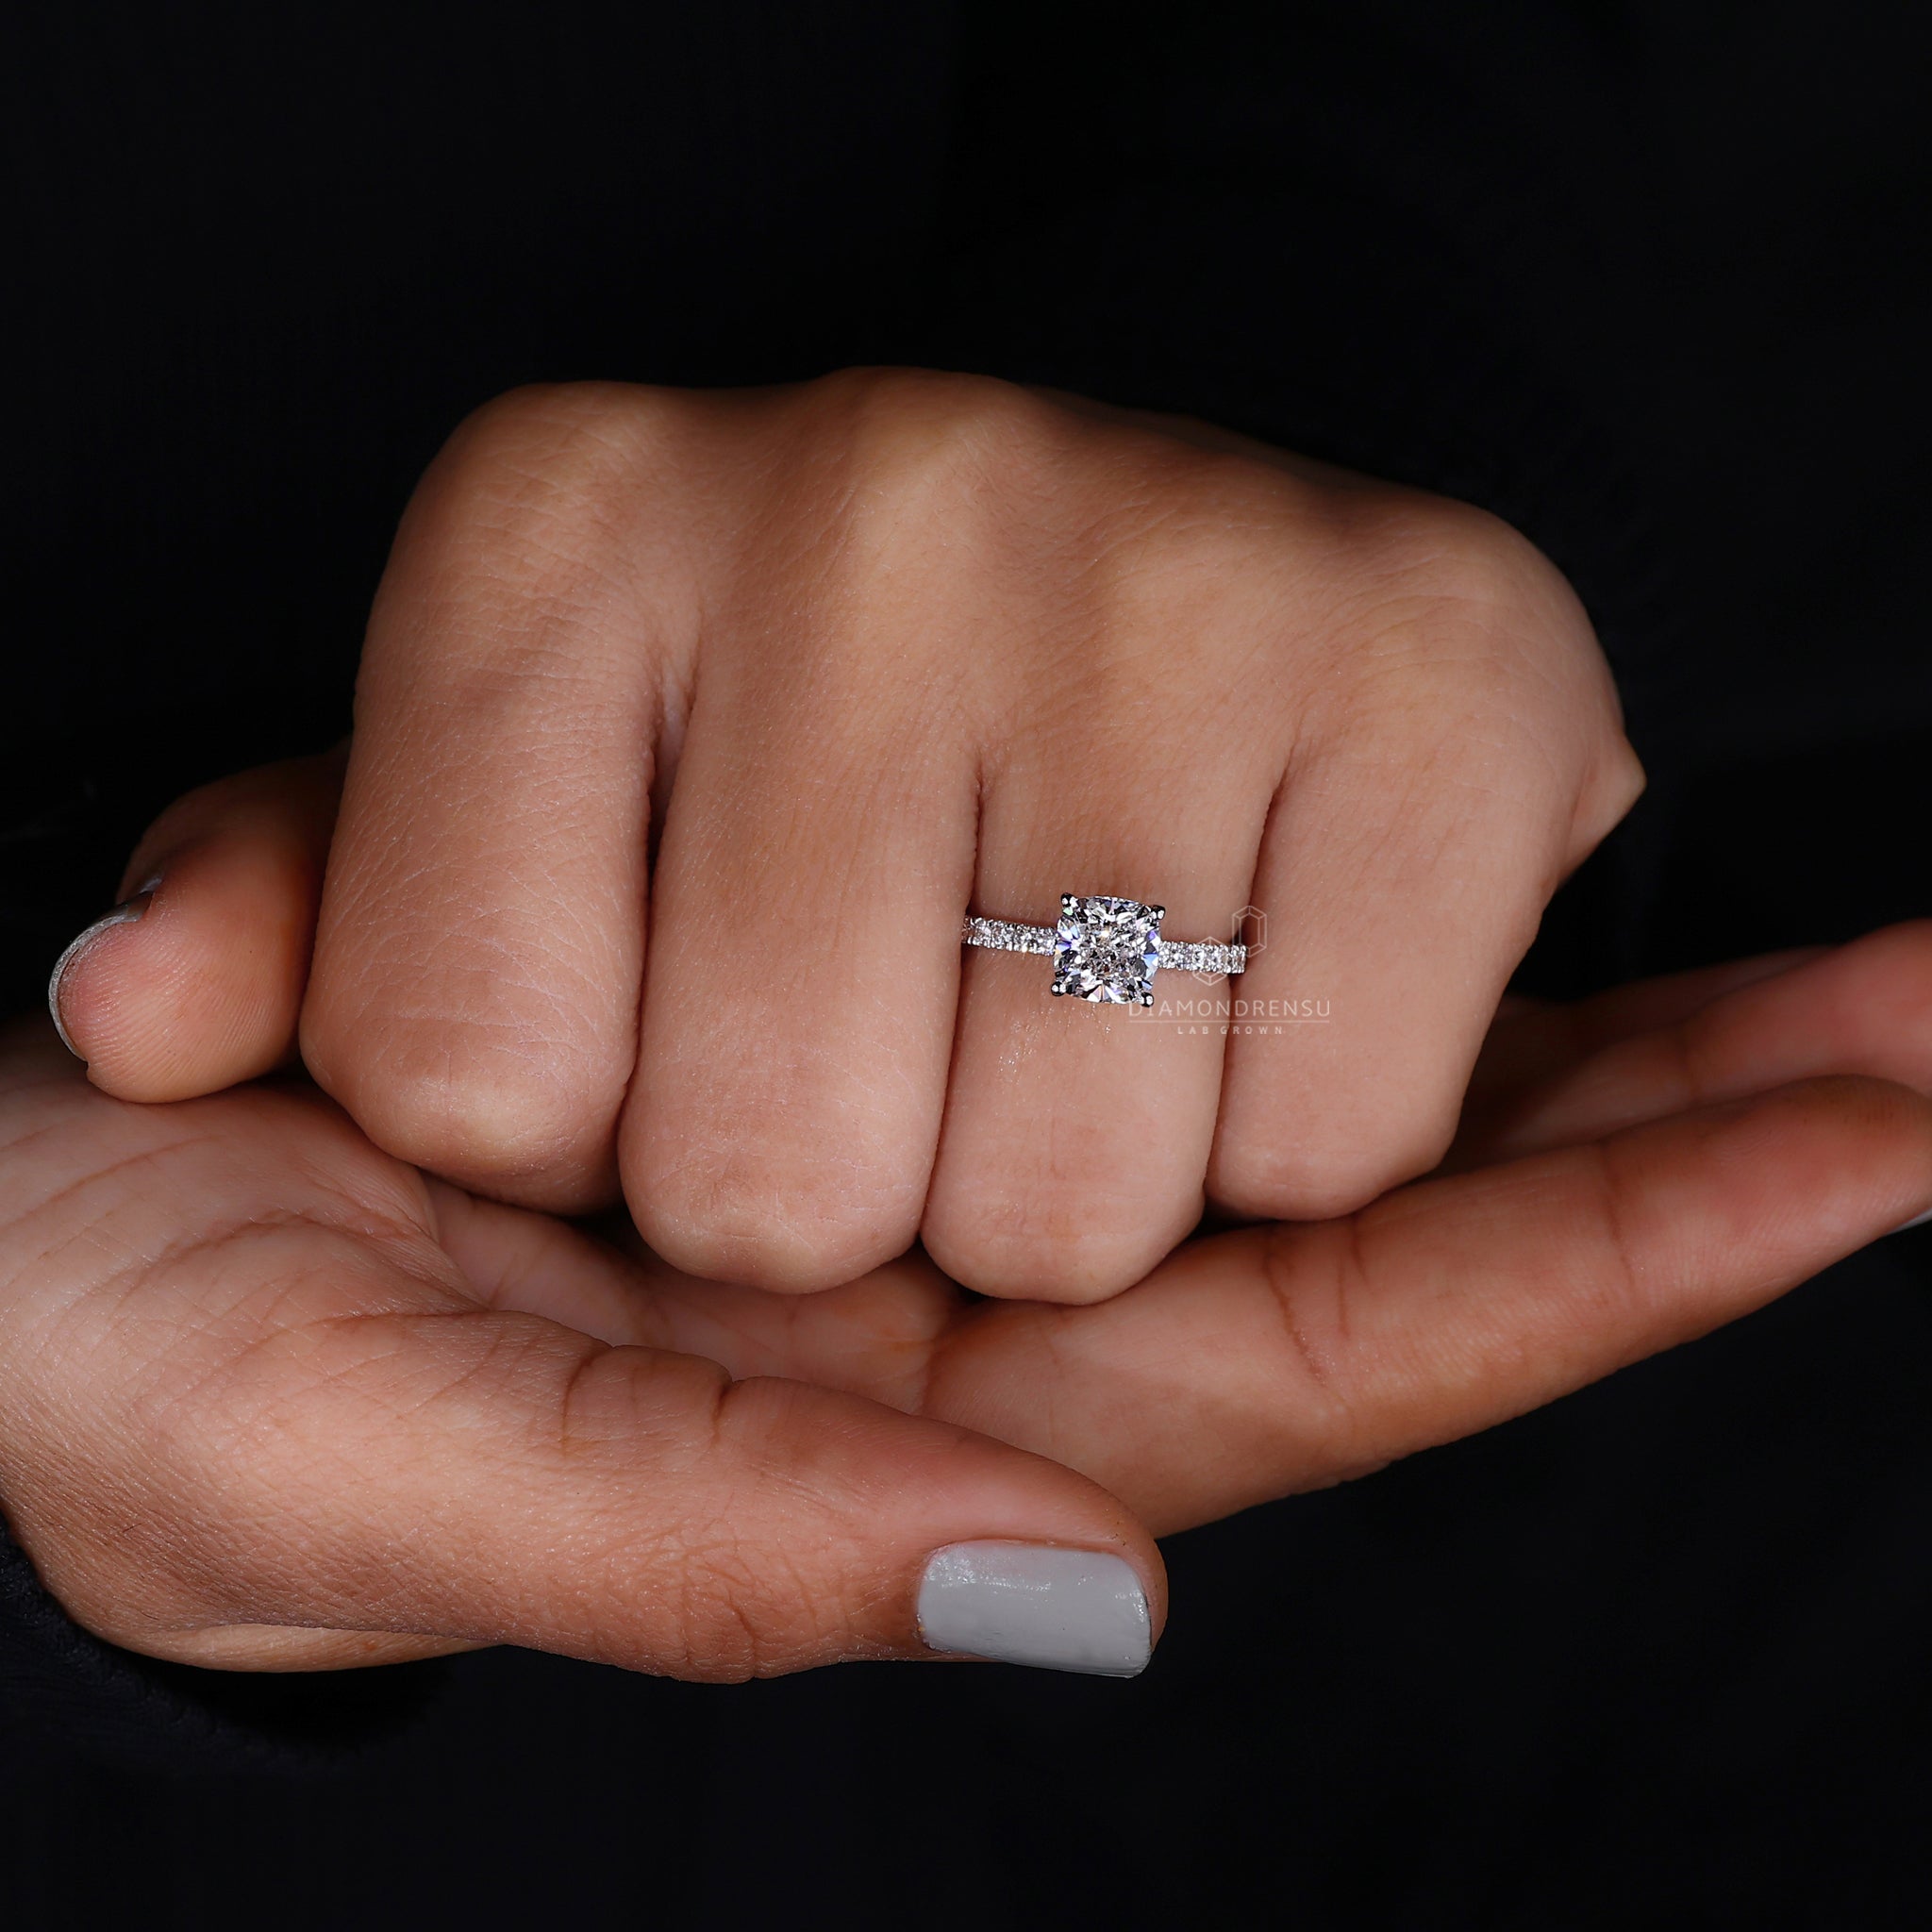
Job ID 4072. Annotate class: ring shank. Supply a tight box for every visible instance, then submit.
[961,915,1246,977]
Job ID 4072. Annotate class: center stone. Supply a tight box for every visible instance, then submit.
[1052,894,1165,1005]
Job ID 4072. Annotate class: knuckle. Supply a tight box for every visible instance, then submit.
[631,1144,912,1294]
[923,1200,1176,1305]
[122,753,340,882]
[405,383,684,613]
[759,375,1305,736]
[304,996,618,1198]
[788,367,1067,552]
[805,364,1042,464]
[1334,496,1589,678]
[129,769,258,854]
[1074,458,1295,654]
[1574,728,1648,847]
[596,1374,865,1680]
[722,369,1059,705]
[1310,498,1626,795]
[622,1034,936,1296]
[661,1541,824,1681]
[445,380,658,507]
[1370,495,1553,608]
[305,878,635,1206]
[384,1064,601,1193]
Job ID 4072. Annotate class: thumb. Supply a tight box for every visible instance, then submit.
[52,1292,1163,1682]
[49,750,341,1100]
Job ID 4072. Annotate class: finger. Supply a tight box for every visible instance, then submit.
[446,1075,1932,1540]
[5,1069,1161,1682]
[433,1182,958,1414]
[620,385,981,1291]
[935,1074,1932,1532]
[301,385,691,1212]
[1211,505,1646,1221]
[49,752,341,1102]
[147,1322,1160,1680]
[1459,946,1825,1131]
[1456,922,1932,1166]
[925,865,1264,1306]
[921,425,1286,1304]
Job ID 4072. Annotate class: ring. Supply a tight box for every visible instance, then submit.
[962,893,1248,1007]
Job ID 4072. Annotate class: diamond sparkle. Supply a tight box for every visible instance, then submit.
[1052,894,1165,1005]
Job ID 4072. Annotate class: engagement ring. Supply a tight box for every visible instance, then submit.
[961,894,1247,1007]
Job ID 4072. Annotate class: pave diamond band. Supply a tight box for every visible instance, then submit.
[960,916,1247,976]
[960,916,1058,957]
[963,894,1247,1007]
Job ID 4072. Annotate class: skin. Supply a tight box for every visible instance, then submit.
[58,370,1643,1307]
[32,373,1931,1676]
[27,903,1932,1670]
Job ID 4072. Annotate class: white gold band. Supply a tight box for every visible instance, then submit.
[961,915,1247,978]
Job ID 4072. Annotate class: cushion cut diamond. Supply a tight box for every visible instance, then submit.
[1052,894,1164,1005]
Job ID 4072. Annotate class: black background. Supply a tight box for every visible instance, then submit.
[3,3,1929,1924]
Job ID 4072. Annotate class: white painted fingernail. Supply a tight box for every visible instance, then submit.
[917,1541,1153,1677]
[46,877,160,1059]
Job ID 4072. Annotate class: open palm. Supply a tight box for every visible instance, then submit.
[5,926,1928,1678]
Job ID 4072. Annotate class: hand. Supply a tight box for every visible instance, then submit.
[14,929,1931,1674]
[50,373,1642,1304]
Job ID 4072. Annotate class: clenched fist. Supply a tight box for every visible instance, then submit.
[34,375,1932,1683]
[57,370,1640,1303]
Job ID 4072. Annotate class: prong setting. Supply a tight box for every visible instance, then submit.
[1051,894,1165,1005]
[961,899,1246,997]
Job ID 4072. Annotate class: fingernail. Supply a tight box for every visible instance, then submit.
[47,875,161,1059]
[1892,1208,1932,1234]
[917,1541,1153,1678]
